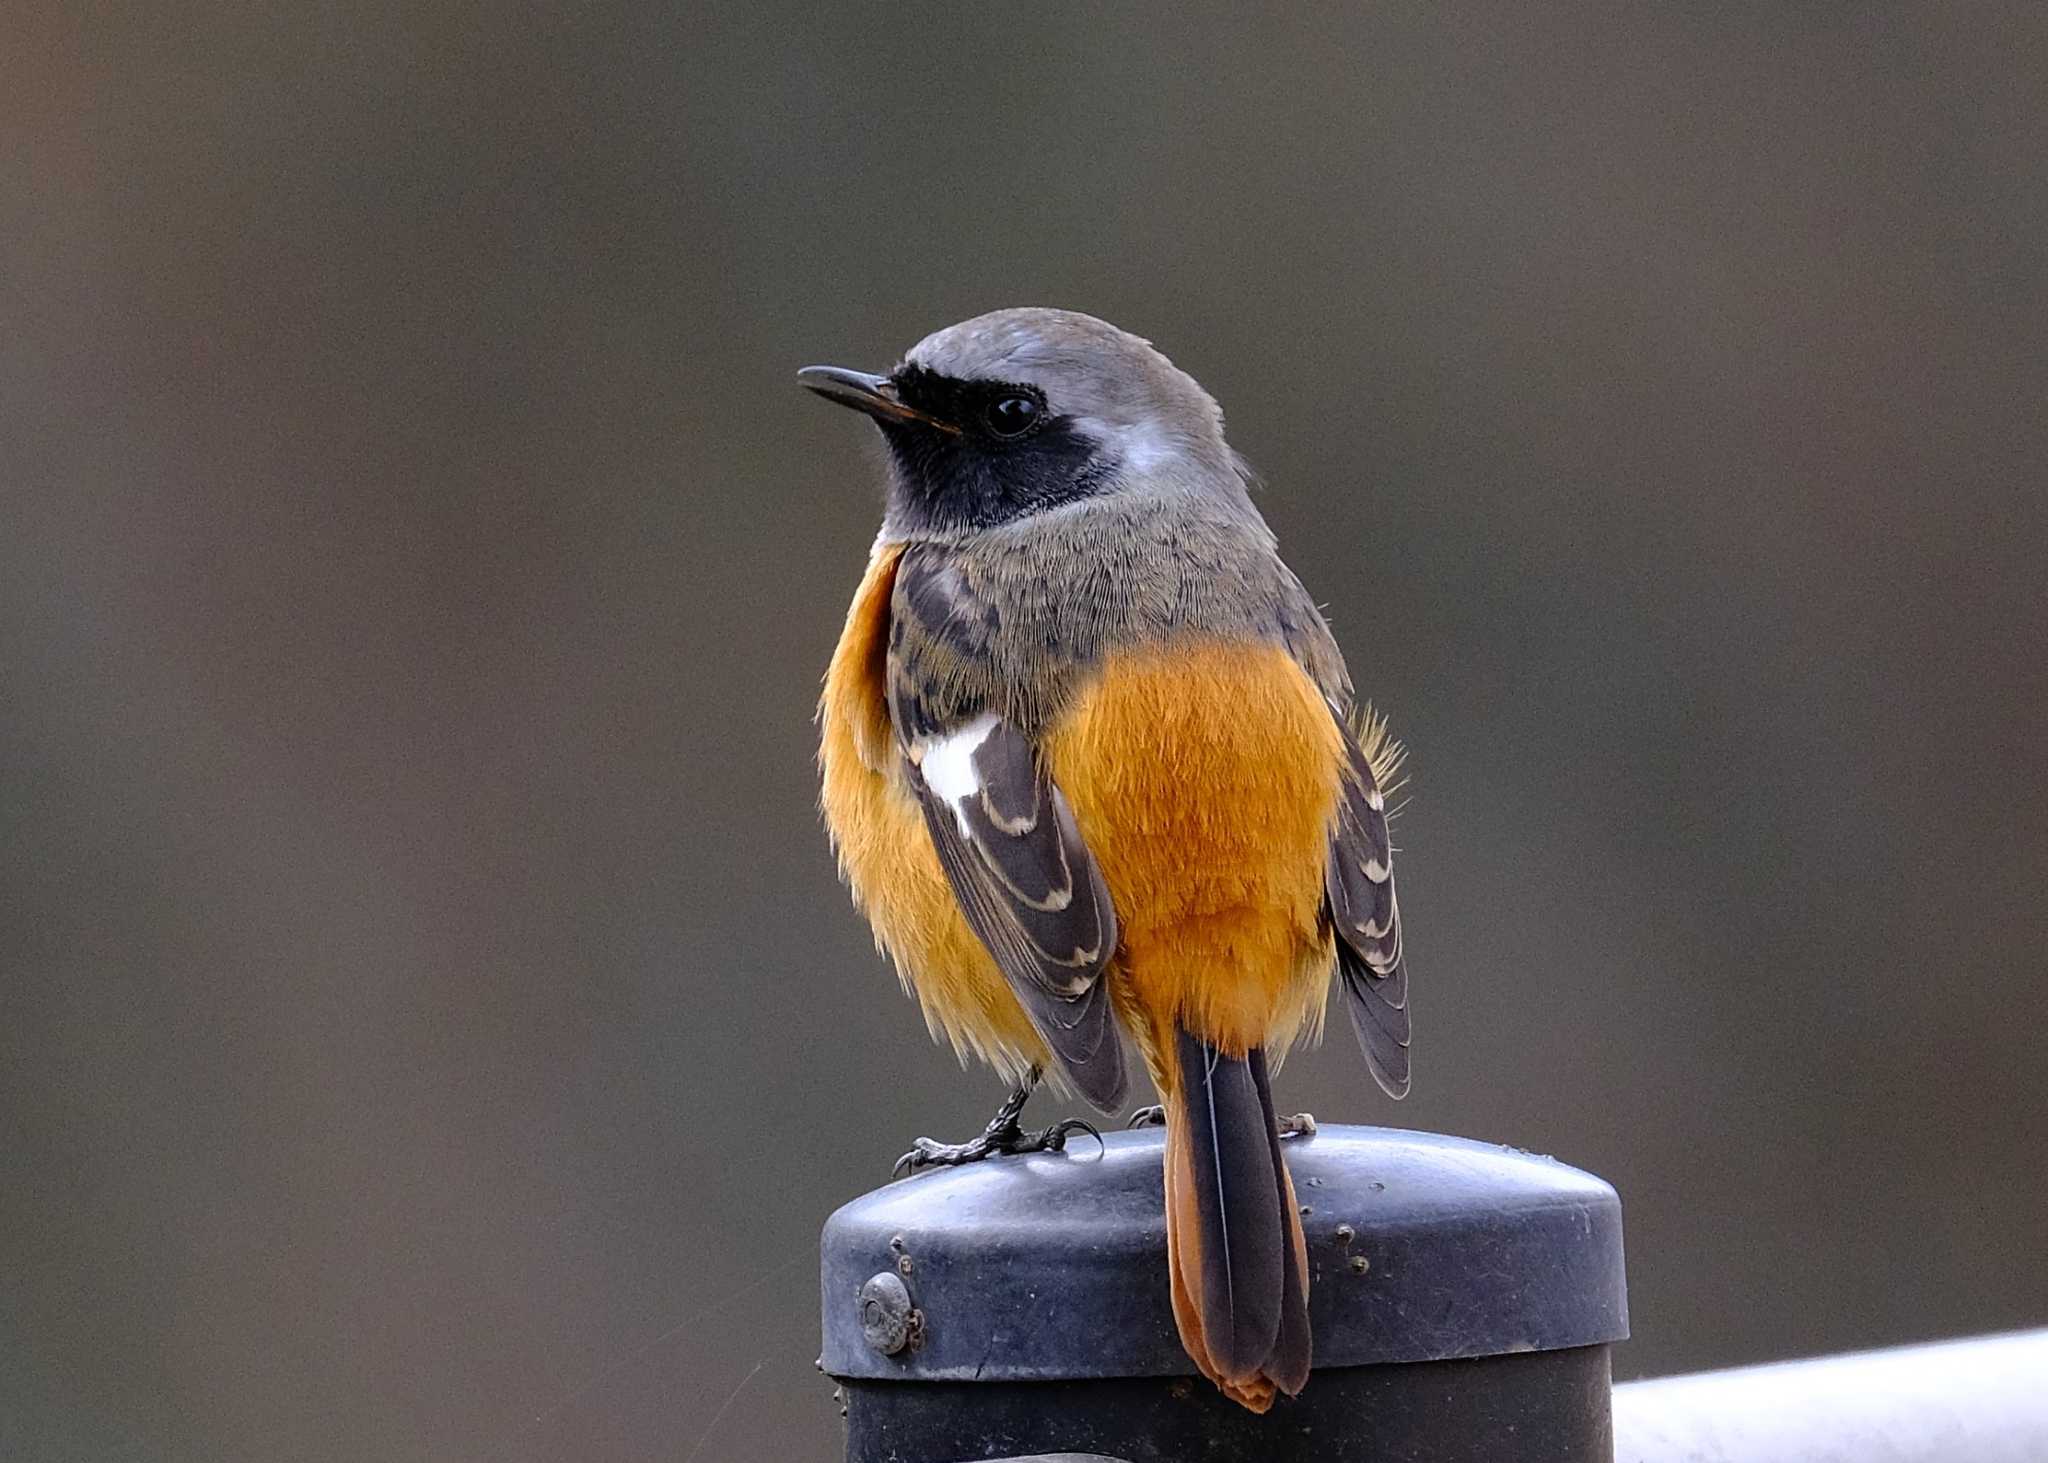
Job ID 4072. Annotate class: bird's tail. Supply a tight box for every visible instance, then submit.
[1162,1025,1311,1412]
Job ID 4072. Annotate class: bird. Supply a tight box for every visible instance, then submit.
[804,308,1408,1412]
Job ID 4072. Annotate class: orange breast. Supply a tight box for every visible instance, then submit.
[817,544,1051,1086]
[1041,640,1343,1068]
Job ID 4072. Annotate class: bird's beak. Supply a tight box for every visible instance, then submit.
[797,365,960,434]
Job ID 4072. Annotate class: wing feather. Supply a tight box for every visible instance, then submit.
[1324,703,1411,1099]
[911,733,1127,1108]
[888,547,1127,1110]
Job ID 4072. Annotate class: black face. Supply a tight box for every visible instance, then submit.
[878,365,1114,532]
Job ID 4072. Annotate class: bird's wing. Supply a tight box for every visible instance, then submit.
[1323,700,1411,1099]
[886,548,1128,1111]
[1266,564,1412,1098]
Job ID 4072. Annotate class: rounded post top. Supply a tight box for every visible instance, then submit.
[821,1124,1627,1382]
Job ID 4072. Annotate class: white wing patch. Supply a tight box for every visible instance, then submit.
[912,712,1000,835]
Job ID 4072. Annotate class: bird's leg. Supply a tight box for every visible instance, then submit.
[1129,1104,1315,1138]
[893,1068,1100,1176]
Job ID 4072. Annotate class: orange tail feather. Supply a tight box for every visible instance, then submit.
[1162,1028,1311,1411]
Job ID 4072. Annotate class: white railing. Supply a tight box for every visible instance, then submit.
[1613,1328,2048,1463]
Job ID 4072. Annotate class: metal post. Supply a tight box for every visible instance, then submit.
[819,1124,1628,1462]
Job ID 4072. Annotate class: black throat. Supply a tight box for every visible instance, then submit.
[879,366,1115,532]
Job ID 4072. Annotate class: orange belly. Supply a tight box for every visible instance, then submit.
[1041,640,1343,1075]
[818,543,1343,1093]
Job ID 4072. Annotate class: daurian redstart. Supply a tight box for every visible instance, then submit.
[804,309,1408,1411]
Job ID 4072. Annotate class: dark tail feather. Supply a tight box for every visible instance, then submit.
[1249,1047,1312,1394]
[1170,1027,1312,1401]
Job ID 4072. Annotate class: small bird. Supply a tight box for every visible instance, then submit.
[805,309,1408,1412]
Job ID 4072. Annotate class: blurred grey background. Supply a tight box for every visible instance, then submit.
[5,5,2046,1460]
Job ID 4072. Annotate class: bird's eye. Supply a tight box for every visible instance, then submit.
[984,394,1042,438]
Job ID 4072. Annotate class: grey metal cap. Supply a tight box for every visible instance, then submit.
[821,1124,1627,1382]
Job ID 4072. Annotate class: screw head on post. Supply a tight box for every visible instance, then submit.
[858,1271,919,1356]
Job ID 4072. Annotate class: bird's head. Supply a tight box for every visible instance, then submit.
[800,308,1240,538]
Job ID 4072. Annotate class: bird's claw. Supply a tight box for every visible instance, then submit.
[1126,1104,1167,1129]
[1038,1117,1104,1158]
[893,1138,959,1178]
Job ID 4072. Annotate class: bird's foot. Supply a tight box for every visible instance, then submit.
[891,1118,1098,1176]
[1128,1105,1314,1138]
[892,1080,1100,1176]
